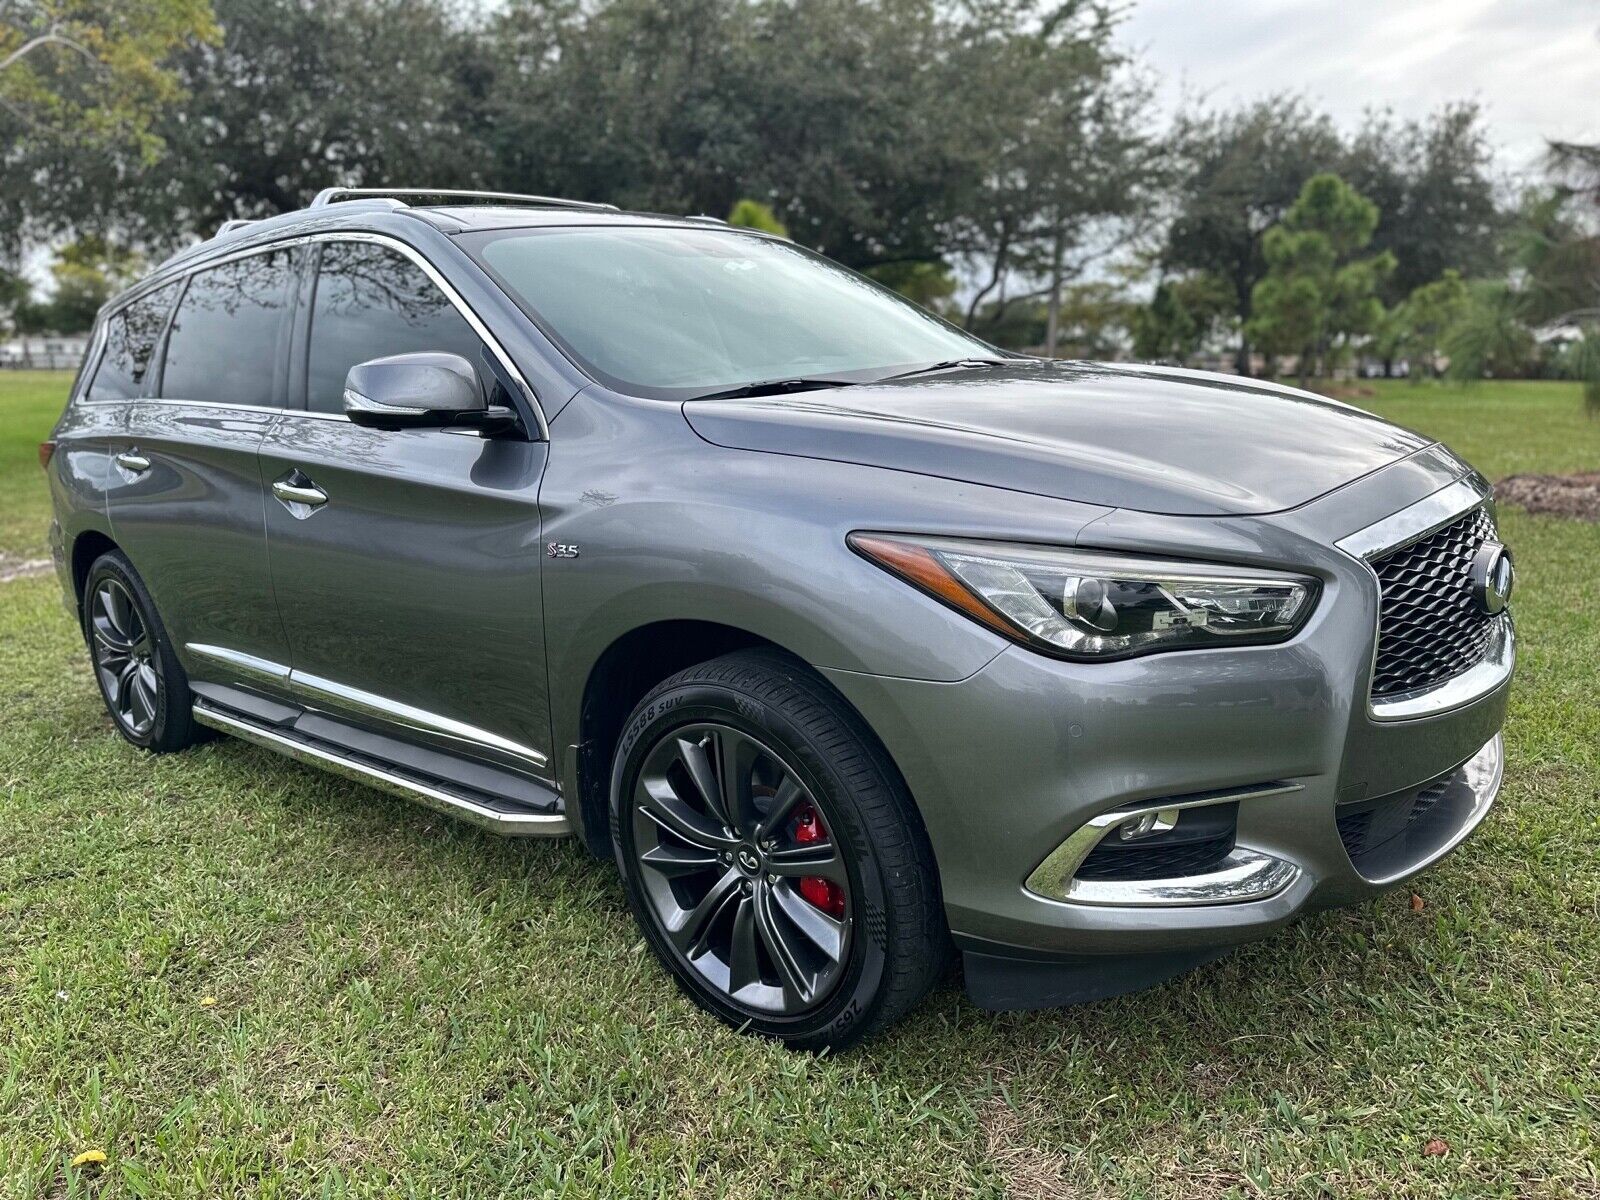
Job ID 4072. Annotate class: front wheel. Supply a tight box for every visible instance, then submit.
[610,650,949,1050]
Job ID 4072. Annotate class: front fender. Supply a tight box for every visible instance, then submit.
[538,390,1112,760]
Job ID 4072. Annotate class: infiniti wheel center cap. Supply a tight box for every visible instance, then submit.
[734,843,763,876]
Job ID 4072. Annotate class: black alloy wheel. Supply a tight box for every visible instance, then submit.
[630,722,852,1016]
[611,650,949,1051]
[89,576,163,739]
[81,550,201,753]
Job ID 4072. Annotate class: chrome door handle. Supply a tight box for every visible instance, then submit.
[272,479,328,507]
[115,451,151,472]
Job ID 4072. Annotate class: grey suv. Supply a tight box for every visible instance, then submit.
[45,188,1515,1049]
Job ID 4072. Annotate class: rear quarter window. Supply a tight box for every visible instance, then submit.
[85,282,181,401]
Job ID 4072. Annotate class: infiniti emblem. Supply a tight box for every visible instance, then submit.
[735,845,762,874]
[1470,540,1515,615]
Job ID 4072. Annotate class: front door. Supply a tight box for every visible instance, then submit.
[260,237,553,778]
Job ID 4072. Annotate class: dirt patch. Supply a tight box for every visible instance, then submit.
[978,1092,1067,1200]
[0,554,52,583]
[1494,472,1600,522]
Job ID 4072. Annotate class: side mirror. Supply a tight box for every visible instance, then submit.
[343,352,517,433]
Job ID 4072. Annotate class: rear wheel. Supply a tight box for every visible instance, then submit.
[82,550,201,753]
[611,649,948,1050]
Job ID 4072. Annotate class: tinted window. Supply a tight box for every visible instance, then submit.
[86,283,180,401]
[161,248,295,406]
[470,227,991,398]
[306,242,483,413]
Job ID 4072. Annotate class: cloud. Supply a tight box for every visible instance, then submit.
[1119,0,1600,176]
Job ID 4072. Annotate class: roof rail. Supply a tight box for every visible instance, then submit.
[309,187,619,213]
[215,218,262,236]
[685,214,730,225]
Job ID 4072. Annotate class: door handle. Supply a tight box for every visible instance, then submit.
[272,479,328,508]
[115,451,151,473]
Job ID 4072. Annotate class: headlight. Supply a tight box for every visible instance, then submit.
[849,533,1317,660]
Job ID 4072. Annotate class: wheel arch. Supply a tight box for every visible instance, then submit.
[69,528,120,617]
[569,620,917,861]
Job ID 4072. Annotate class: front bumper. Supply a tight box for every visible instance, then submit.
[821,455,1513,1006]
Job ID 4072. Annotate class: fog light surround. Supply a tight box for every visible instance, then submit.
[1026,782,1303,907]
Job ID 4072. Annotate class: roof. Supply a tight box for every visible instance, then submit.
[116,191,745,316]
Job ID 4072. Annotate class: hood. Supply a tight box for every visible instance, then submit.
[681,361,1433,517]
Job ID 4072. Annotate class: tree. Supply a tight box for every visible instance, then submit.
[1530,140,1600,407]
[18,236,143,332]
[0,267,30,335]
[1443,281,1536,384]
[1343,103,1506,302]
[1132,273,1234,366]
[99,0,487,247]
[480,0,973,273]
[944,2,1164,353]
[863,261,956,311]
[1162,97,1344,374]
[1386,269,1469,379]
[727,199,788,237]
[1246,173,1394,385]
[0,0,216,248]
[0,0,215,154]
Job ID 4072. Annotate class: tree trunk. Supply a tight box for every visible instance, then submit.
[1044,223,1065,358]
[963,222,1011,331]
[1235,335,1252,378]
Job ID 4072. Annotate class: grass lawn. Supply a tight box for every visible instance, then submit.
[0,373,1596,1197]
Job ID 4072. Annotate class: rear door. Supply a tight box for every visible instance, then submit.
[109,245,300,700]
[51,284,181,574]
[259,235,553,778]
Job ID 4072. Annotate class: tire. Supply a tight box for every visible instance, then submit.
[81,549,202,753]
[610,648,949,1050]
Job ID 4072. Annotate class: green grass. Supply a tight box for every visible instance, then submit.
[1348,379,1600,482]
[1,374,1596,1197]
[0,370,73,562]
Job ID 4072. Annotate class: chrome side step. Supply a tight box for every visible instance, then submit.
[193,702,571,838]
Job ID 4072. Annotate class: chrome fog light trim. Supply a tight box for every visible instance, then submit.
[1062,849,1301,907]
[1026,782,1302,907]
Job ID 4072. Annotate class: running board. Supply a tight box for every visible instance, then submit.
[192,702,571,838]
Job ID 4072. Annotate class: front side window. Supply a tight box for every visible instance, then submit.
[161,249,296,406]
[305,241,485,414]
[466,226,993,398]
[86,282,180,401]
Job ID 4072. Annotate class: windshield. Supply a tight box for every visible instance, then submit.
[466,226,997,399]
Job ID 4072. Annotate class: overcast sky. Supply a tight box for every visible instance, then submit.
[1119,0,1600,181]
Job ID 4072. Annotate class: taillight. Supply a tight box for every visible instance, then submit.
[38,440,56,470]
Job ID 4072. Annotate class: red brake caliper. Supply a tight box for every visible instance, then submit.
[792,802,846,918]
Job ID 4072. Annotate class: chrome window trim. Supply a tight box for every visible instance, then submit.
[92,230,550,439]
[72,320,112,405]
[1335,475,1514,723]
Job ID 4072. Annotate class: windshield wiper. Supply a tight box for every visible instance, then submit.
[876,357,1012,382]
[687,376,861,402]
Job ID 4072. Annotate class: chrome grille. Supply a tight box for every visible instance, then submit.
[1369,507,1498,697]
